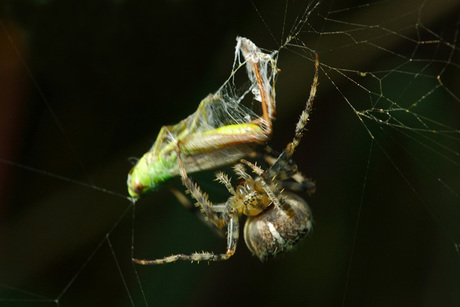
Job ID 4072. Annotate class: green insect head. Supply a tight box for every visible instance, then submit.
[127,152,175,199]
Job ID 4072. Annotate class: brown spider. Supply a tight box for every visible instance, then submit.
[133,54,319,263]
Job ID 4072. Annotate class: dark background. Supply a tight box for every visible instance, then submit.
[1,0,459,306]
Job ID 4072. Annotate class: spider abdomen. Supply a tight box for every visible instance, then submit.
[243,192,312,261]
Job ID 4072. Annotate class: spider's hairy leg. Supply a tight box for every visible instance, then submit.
[232,163,256,180]
[175,142,226,229]
[269,53,319,176]
[291,53,319,152]
[283,172,316,195]
[132,142,240,264]
[170,184,227,216]
[169,185,224,236]
[262,152,316,194]
[133,212,239,264]
[238,159,264,176]
[215,171,236,195]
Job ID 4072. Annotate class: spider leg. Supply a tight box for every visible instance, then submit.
[232,163,256,180]
[170,184,227,215]
[239,159,264,176]
[261,147,298,179]
[279,175,316,195]
[133,211,239,264]
[174,141,227,229]
[260,147,315,194]
[268,53,319,177]
[169,185,224,237]
[215,171,236,195]
[132,143,240,264]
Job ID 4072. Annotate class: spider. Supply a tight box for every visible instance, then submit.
[133,54,319,263]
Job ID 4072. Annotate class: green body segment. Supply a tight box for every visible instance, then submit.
[127,122,267,198]
[127,152,176,197]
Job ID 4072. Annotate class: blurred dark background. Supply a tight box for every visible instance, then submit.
[0,0,459,306]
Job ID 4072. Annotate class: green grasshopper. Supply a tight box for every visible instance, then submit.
[127,37,279,199]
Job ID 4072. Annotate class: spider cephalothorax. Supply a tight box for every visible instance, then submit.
[222,161,314,261]
[223,168,271,217]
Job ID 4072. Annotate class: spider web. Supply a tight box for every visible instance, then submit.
[0,0,459,306]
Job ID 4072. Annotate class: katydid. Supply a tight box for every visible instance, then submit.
[127,37,279,198]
